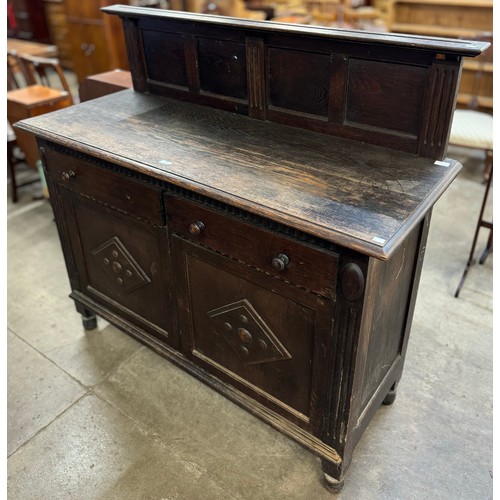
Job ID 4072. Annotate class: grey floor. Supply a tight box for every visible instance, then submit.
[7,146,492,499]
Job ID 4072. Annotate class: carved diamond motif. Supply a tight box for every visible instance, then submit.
[92,236,151,294]
[208,299,291,365]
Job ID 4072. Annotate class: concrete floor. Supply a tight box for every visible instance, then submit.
[7,146,492,499]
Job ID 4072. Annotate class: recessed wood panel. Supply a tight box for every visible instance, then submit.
[68,201,176,346]
[142,30,188,87]
[346,59,427,136]
[198,38,247,100]
[184,249,315,417]
[268,48,330,117]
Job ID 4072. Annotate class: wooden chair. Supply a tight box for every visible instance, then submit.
[7,53,73,200]
[16,53,74,104]
[7,50,23,90]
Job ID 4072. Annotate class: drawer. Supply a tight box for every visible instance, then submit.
[166,195,338,297]
[44,148,164,225]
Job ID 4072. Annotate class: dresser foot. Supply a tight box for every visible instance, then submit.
[382,383,397,405]
[323,473,344,492]
[79,308,97,330]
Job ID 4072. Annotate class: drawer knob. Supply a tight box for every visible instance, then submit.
[189,220,205,236]
[61,170,76,181]
[272,253,290,271]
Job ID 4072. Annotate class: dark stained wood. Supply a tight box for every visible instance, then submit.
[44,147,165,225]
[143,30,189,88]
[166,195,339,298]
[172,236,332,424]
[268,48,330,118]
[57,185,178,348]
[122,16,148,92]
[102,6,487,56]
[17,11,482,490]
[345,58,427,137]
[101,5,489,158]
[246,37,266,120]
[16,91,461,260]
[418,59,462,158]
[198,38,248,100]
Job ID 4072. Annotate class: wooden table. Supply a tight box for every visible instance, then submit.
[7,38,58,58]
[8,85,72,169]
[16,7,489,491]
[78,69,133,102]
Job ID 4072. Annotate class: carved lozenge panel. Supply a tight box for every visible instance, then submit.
[208,298,292,366]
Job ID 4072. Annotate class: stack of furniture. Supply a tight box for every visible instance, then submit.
[7,0,51,42]
[62,0,130,82]
[387,0,493,113]
[7,51,73,201]
[43,0,74,70]
[16,7,488,490]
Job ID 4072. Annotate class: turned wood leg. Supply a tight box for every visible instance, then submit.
[382,382,398,406]
[74,302,98,330]
[81,308,97,330]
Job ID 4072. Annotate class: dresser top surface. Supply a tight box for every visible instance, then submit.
[17,90,460,259]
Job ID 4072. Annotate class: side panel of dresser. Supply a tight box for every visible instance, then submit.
[39,142,179,349]
[340,215,430,473]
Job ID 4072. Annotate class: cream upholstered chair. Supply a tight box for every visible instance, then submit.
[448,33,493,181]
[450,34,493,296]
[448,109,493,181]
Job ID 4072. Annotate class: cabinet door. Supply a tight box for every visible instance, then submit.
[173,236,334,430]
[61,194,178,349]
[66,22,111,82]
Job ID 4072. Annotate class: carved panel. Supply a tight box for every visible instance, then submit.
[246,37,266,119]
[208,298,292,365]
[92,236,151,294]
[418,60,461,159]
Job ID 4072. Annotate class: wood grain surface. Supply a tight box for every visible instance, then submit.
[17,90,461,259]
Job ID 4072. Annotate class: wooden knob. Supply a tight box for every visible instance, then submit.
[189,220,205,235]
[61,170,76,181]
[272,253,290,271]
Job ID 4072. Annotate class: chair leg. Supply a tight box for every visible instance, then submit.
[479,229,493,264]
[483,150,493,183]
[7,141,18,203]
[455,166,493,297]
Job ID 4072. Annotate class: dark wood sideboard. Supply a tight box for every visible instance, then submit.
[16,7,488,491]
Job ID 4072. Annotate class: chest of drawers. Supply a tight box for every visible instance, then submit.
[16,7,488,490]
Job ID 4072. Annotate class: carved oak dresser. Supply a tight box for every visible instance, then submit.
[16,6,488,490]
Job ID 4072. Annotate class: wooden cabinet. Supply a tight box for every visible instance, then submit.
[43,0,73,69]
[7,0,51,42]
[63,0,129,82]
[17,8,488,491]
[387,0,493,111]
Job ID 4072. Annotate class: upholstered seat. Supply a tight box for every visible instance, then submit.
[449,109,493,151]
